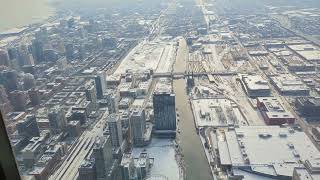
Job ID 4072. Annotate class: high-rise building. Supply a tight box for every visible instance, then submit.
[31,39,45,63]
[120,152,152,180]
[78,158,97,180]
[136,152,151,180]
[78,79,98,110]
[95,76,103,99]
[7,47,18,60]
[95,71,107,99]
[0,85,12,112]
[92,136,113,180]
[130,108,146,146]
[0,49,10,67]
[106,90,119,114]
[67,121,81,137]
[23,73,36,90]
[44,49,58,62]
[78,44,86,59]
[71,109,87,125]
[0,70,19,92]
[65,43,74,60]
[107,114,123,148]
[120,153,136,180]
[28,88,41,106]
[35,27,48,41]
[22,65,36,75]
[9,90,28,111]
[67,18,75,28]
[16,114,40,139]
[48,106,67,134]
[153,80,176,131]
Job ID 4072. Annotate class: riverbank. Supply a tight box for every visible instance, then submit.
[173,37,213,180]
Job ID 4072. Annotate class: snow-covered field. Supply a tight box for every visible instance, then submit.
[114,38,177,76]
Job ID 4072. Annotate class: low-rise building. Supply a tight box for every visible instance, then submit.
[257,97,295,125]
[293,159,320,180]
[241,75,271,97]
[269,74,310,96]
[295,97,320,120]
[218,126,320,179]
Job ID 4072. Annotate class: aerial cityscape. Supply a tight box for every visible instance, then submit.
[0,0,320,180]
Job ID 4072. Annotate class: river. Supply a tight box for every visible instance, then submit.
[0,0,54,32]
[174,38,213,180]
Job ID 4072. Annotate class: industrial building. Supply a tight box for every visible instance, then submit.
[257,97,295,125]
[269,74,310,96]
[217,126,320,179]
[241,75,271,97]
[287,44,320,63]
[295,97,320,120]
[293,159,320,180]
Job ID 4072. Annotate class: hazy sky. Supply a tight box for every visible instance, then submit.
[1,0,319,32]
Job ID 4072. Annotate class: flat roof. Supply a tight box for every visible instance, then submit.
[242,75,270,91]
[296,50,320,61]
[257,97,295,119]
[219,126,320,177]
[270,74,309,92]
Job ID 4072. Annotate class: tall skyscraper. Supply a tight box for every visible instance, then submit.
[48,106,67,134]
[0,85,12,114]
[9,90,28,111]
[130,108,146,146]
[83,79,97,109]
[107,114,123,148]
[44,49,58,62]
[92,136,113,180]
[28,88,41,106]
[65,43,74,60]
[0,70,19,92]
[95,76,103,99]
[153,81,176,131]
[120,153,136,180]
[16,114,40,139]
[95,71,106,99]
[31,39,45,63]
[7,47,18,60]
[106,90,119,114]
[18,45,34,66]
[23,73,36,90]
[0,49,10,67]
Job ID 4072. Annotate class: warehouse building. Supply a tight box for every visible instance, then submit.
[295,97,320,120]
[257,97,295,125]
[218,126,320,180]
[241,75,271,97]
[269,74,310,96]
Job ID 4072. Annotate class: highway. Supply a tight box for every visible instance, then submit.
[49,114,107,180]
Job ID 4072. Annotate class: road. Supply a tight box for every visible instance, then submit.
[49,115,107,180]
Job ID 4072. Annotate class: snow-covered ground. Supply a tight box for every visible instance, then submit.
[191,98,246,127]
[132,138,181,180]
[114,38,177,76]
